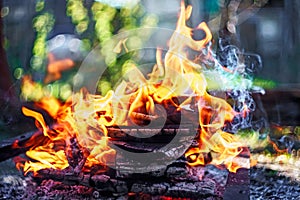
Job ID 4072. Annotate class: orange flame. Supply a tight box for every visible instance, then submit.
[16,1,248,174]
[18,93,116,174]
[44,53,75,84]
[171,1,245,172]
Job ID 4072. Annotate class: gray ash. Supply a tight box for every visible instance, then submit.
[250,167,300,199]
[0,175,36,199]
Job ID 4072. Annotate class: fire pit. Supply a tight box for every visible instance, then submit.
[3,0,299,199]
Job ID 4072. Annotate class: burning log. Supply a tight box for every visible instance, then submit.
[0,124,197,162]
[108,124,196,141]
[65,137,88,175]
[0,131,48,162]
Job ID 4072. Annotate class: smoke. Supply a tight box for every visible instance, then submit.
[193,34,266,134]
[217,41,267,134]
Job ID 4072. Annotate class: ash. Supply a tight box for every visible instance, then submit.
[250,167,300,199]
[0,175,35,199]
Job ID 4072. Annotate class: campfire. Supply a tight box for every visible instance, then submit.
[0,1,266,199]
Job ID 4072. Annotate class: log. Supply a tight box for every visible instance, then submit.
[108,124,196,140]
[0,131,48,162]
[115,152,169,176]
[0,124,197,162]
[165,180,216,198]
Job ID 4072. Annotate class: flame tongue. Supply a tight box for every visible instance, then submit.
[16,1,248,174]
[170,1,245,172]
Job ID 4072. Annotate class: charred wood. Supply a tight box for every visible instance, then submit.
[0,131,49,162]
[165,180,216,198]
[0,124,197,162]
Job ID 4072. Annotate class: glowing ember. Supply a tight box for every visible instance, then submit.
[15,1,251,174]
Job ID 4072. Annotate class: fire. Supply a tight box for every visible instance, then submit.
[17,90,118,174]
[16,1,249,174]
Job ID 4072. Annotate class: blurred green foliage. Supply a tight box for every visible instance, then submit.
[89,2,158,95]
[24,0,158,101]
[35,0,45,12]
[66,0,89,34]
[31,12,55,71]
[253,78,277,90]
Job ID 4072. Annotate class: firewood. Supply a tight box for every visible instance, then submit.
[0,124,197,162]
[165,180,216,198]
[108,124,196,140]
[131,182,169,195]
[0,131,48,162]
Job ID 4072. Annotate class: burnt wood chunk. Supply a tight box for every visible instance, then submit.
[165,180,216,198]
[131,182,169,195]
[0,124,197,161]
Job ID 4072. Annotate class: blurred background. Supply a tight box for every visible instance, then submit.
[0,0,299,138]
[2,0,300,89]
